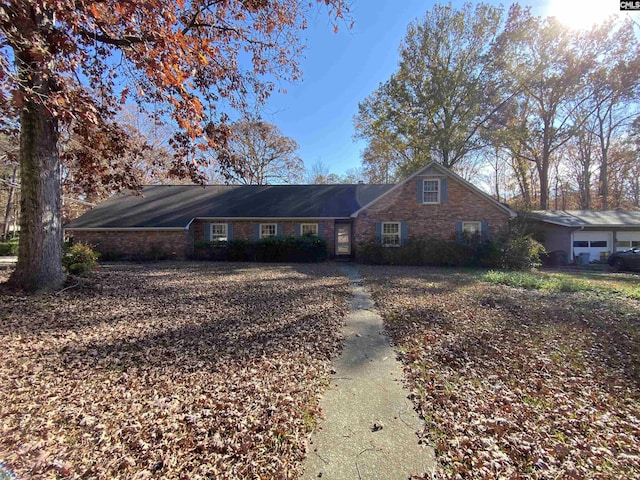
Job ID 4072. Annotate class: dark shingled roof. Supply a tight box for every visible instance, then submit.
[531,210,640,228]
[65,184,395,229]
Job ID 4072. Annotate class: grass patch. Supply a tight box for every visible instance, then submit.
[482,269,640,299]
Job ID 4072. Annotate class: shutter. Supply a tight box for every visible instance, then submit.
[375,222,382,245]
[204,224,212,241]
[400,222,409,245]
[253,224,260,240]
[441,178,448,203]
[227,223,234,241]
[317,223,323,238]
[481,220,489,241]
[276,223,283,236]
[416,178,423,203]
[295,223,301,236]
[455,221,463,243]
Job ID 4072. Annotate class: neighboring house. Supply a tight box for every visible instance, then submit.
[64,162,516,259]
[531,210,640,263]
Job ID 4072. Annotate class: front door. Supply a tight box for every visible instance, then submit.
[336,223,352,256]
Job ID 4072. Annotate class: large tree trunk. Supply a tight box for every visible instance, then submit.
[599,146,609,210]
[2,164,17,240]
[8,56,65,291]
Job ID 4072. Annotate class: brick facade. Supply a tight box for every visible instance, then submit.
[68,230,190,259]
[65,164,513,261]
[353,172,511,247]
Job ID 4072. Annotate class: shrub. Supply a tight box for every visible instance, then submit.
[0,238,18,256]
[226,239,256,261]
[62,241,100,275]
[356,237,485,267]
[255,235,328,262]
[193,235,328,263]
[486,227,546,271]
[193,240,231,261]
[499,235,545,270]
[355,231,543,271]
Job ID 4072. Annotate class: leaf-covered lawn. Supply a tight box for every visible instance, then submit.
[0,263,349,479]
[360,266,640,480]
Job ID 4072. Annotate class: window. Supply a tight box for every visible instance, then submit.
[301,223,318,236]
[575,239,607,248]
[423,179,440,204]
[382,222,401,247]
[616,240,631,250]
[260,223,277,238]
[462,222,481,235]
[210,223,228,242]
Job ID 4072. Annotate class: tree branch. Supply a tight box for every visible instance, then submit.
[76,27,149,47]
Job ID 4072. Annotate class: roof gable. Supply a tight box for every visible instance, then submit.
[351,161,516,218]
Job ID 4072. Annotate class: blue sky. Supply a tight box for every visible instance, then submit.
[257,0,625,178]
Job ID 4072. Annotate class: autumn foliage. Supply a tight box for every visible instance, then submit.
[0,0,348,290]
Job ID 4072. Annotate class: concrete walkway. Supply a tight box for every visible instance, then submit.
[303,264,434,479]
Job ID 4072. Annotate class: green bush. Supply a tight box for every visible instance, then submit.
[255,234,328,262]
[356,237,485,267]
[226,239,256,261]
[193,240,230,260]
[192,235,328,263]
[500,235,545,270]
[0,238,19,256]
[355,230,543,271]
[62,242,100,275]
[485,228,545,271]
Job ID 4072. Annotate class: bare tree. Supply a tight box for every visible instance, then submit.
[216,120,304,185]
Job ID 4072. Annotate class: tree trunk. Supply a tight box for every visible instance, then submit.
[599,145,609,210]
[2,164,17,240]
[8,57,65,291]
[537,160,549,210]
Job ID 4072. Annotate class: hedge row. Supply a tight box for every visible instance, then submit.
[193,234,329,263]
[355,232,544,271]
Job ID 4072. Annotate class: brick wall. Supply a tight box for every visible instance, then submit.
[67,230,190,259]
[353,175,511,246]
[192,219,337,255]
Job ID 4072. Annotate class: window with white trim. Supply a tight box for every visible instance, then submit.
[260,223,277,238]
[210,223,228,242]
[382,222,401,247]
[423,179,440,204]
[462,222,481,235]
[301,223,318,236]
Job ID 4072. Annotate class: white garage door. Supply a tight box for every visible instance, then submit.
[616,231,640,252]
[573,231,612,262]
